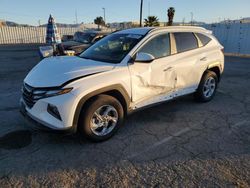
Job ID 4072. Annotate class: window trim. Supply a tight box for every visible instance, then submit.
[195,32,212,47]
[194,33,203,48]
[170,33,177,54]
[132,32,172,62]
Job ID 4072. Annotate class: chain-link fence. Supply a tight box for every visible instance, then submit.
[203,23,250,55]
[0,27,80,44]
[1,24,250,55]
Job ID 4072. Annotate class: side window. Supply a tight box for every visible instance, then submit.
[196,33,212,46]
[174,32,198,53]
[139,33,170,59]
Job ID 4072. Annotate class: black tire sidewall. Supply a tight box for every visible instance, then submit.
[79,95,124,142]
[195,71,218,102]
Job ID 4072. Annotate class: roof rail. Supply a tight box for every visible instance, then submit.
[148,26,210,34]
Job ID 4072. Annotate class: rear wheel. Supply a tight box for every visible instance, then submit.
[194,71,218,102]
[78,95,124,142]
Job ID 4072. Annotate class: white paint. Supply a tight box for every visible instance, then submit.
[129,28,224,108]
[231,120,250,128]
[128,120,250,159]
[24,56,115,87]
[22,26,224,133]
[128,127,192,159]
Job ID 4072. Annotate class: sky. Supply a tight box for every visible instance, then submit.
[0,0,250,26]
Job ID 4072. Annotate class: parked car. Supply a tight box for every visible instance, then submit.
[62,31,109,55]
[61,34,74,42]
[20,26,224,142]
[38,31,109,59]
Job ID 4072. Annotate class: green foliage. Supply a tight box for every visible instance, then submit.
[167,7,175,26]
[94,17,105,29]
[144,16,160,27]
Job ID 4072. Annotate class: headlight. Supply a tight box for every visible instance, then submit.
[33,88,73,100]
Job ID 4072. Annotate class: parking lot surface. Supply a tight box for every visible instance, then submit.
[0,45,250,187]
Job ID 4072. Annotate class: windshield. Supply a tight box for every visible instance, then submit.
[73,32,96,44]
[80,33,143,64]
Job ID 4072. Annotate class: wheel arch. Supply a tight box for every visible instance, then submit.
[72,84,131,132]
[207,63,222,82]
[207,65,222,82]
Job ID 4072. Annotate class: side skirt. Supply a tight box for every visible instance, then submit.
[130,87,196,113]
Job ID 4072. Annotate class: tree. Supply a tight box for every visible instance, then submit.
[144,16,160,27]
[167,7,175,26]
[94,17,105,29]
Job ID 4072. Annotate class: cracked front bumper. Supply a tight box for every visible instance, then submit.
[19,94,77,134]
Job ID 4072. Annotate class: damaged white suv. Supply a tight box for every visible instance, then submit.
[20,26,224,141]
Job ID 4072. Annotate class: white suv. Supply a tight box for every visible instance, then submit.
[20,26,224,141]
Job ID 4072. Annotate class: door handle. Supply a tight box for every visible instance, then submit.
[163,67,173,72]
[200,57,207,61]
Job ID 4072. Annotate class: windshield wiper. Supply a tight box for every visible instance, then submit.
[80,56,92,60]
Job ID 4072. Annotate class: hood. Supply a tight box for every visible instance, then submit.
[62,40,83,48]
[69,44,90,55]
[62,41,90,54]
[24,56,115,87]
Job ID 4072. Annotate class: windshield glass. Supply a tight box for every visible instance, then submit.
[80,33,143,64]
[73,32,96,44]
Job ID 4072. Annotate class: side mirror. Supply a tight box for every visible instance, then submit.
[135,52,155,63]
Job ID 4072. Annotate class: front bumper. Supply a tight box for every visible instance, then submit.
[20,101,57,132]
[19,93,78,134]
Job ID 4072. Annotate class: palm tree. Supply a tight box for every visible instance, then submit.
[94,16,105,29]
[144,16,160,27]
[167,7,175,26]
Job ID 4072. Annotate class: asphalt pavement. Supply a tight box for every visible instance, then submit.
[0,45,249,187]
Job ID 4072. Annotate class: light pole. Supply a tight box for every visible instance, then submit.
[190,12,193,25]
[140,0,143,27]
[148,1,151,17]
[75,9,78,24]
[102,8,106,24]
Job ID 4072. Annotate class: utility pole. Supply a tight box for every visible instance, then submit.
[148,1,151,17]
[140,0,143,27]
[190,12,193,25]
[102,8,106,24]
[75,9,78,25]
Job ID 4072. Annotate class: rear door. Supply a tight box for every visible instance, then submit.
[171,32,203,95]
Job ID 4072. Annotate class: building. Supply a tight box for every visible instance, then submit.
[108,21,140,30]
[240,18,250,24]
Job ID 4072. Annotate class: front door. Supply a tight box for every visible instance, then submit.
[128,33,177,105]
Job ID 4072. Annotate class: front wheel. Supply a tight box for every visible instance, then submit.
[194,71,218,102]
[78,95,124,142]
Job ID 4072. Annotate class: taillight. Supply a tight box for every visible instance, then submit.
[221,48,224,54]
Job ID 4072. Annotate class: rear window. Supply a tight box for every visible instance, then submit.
[196,33,212,46]
[174,32,198,53]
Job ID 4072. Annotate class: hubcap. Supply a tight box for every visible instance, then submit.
[203,77,216,98]
[90,105,118,136]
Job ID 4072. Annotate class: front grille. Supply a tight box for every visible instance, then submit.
[22,83,37,108]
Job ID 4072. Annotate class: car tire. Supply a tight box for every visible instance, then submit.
[78,95,124,142]
[194,70,218,102]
